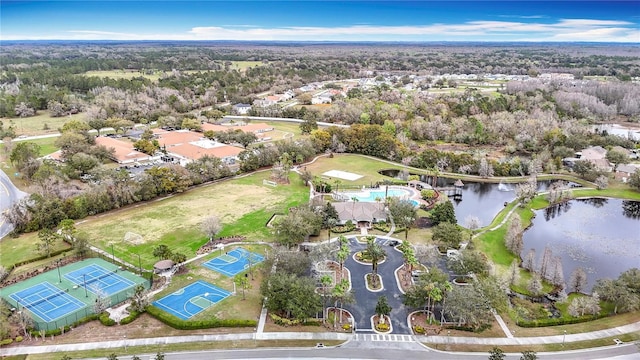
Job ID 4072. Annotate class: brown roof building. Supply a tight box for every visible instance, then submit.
[155,130,244,166]
[95,136,155,164]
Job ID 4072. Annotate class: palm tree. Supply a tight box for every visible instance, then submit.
[320,274,333,323]
[426,284,443,324]
[399,240,418,284]
[331,279,354,325]
[365,237,386,288]
[350,196,359,224]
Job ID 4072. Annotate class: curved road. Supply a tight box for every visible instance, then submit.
[343,236,411,334]
[0,168,28,238]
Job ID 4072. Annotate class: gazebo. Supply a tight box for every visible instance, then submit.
[153,259,175,273]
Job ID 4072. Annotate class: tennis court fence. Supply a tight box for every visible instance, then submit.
[9,288,136,331]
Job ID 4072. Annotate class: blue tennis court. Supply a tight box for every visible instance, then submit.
[202,247,264,277]
[64,264,135,296]
[9,282,85,322]
[152,280,231,320]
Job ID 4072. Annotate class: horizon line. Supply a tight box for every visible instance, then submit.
[2,39,639,44]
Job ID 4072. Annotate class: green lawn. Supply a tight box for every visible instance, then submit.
[7,136,60,156]
[75,171,308,269]
[304,153,403,187]
[84,70,163,82]
[0,234,71,268]
[2,111,84,136]
[228,61,265,71]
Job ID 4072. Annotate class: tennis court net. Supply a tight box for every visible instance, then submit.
[18,289,66,309]
[84,269,117,286]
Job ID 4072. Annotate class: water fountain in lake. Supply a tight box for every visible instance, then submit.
[498,181,512,192]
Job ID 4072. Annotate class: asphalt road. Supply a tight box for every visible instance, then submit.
[87,343,640,360]
[0,168,27,238]
[343,236,412,334]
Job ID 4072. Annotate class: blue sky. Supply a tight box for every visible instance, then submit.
[1,1,638,42]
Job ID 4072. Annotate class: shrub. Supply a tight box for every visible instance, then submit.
[331,223,355,233]
[15,335,23,342]
[414,325,425,334]
[342,323,352,332]
[516,313,607,327]
[99,312,116,326]
[376,323,390,332]
[447,323,492,333]
[0,338,13,346]
[120,310,142,325]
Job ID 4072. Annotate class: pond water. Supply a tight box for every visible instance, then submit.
[378,169,556,227]
[521,198,640,292]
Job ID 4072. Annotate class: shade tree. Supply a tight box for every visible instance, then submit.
[261,272,321,321]
[568,267,588,294]
[200,215,222,242]
[430,201,456,225]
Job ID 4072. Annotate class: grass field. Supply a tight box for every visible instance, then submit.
[84,70,164,82]
[0,235,71,268]
[228,61,265,71]
[2,111,83,136]
[74,171,308,268]
[303,154,403,187]
[249,120,304,143]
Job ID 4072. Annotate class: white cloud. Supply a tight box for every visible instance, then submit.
[2,18,638,42]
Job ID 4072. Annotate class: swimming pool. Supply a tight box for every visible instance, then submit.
[341,188,419,206]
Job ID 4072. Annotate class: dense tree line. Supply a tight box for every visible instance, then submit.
[4,136,315,233]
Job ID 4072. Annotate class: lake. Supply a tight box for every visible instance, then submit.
[521,198,640,292]
[378,169,560,227]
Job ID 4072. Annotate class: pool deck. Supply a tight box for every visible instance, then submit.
[339,185,424,206]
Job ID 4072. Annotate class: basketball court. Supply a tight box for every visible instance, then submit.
[152,280,231,320]
[202,248,265,277]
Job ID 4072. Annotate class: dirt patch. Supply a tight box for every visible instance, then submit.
[396,263,414,293]
[410,311,442,335]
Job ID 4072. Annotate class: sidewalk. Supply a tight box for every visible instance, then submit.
[418,320,640,346]
[2,321,638,356]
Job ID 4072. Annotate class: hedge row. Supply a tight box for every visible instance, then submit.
[516,313,607,328]
[146,305,256,329]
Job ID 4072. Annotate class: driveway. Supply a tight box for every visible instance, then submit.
[343,236,412,334]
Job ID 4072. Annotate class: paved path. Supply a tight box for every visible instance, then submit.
[2,321,639,356]
[494,313,514,338]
